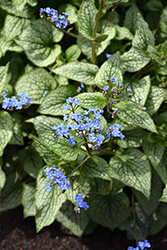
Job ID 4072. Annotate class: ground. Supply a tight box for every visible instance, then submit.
[0,206,167,250]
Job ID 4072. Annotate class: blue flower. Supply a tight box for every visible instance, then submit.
[2,92,7,98]
[69,136,76,145]
[63,104,70,110]
[103,85,109,91]
[63,114,68,121]
[127,88,132,92]
[106,53,112,58]
[45,183,51,192]
[111,77,116,83]
[73,100,80,105]
[74,193,89,210]
[81,83,84,88]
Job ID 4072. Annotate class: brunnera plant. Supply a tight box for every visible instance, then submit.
[0,0,167,243]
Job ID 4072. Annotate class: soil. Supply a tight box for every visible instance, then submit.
[0,206,167,250]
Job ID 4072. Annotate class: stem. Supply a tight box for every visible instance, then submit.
[132,54,167,80]
[93,0,104,38]
[96,0,122,54]
[132,63,155,79]
[48,19,93,43]
[61,29,93,43]
[102,0,122,33]
[67,156,90,178]
[85,144,92,155]
[92,41,96,64]
[91,0,104,64]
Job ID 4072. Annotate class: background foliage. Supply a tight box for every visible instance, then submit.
[0,0,167,241]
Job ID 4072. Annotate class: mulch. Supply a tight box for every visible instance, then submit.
[0,206,167,250]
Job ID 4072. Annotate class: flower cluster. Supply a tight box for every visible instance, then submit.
[51,97,125,150]
[106,124,125,139]
[128,240,151,250]
[102,78,124,98]
[40,7,69,29]
[74,193,89,212]
[44,165,71,192]
[2,92,31,110]
[44,165,89,212]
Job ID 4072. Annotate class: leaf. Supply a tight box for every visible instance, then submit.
[146,0,163,12]
[95,51,122,88]
[0,0,34,18]
[155,111,167,126]
[114,25,134,40]
[75,92,107,109]
[0,111,13,156]
[120,47,150,73]
[20,146,43,178]
[109,149,151,198]
[9,112,24,145]
[27,115,62,133]
[27,0,37,7]
[124,4,142,34]
[146,45,165,65]
[32,136,59,164]
[78,0,97,39]
[77,20,116,57]
[35,169,67,232]
[65,44,81,62]
[52,62,99,85]
[38,85,77,116]
[132,14,155,51]
[0,158,6,192]
[146,11,160,31]
[115,101,157,133]
[15,19,62,67]
[149,203,167,235]
[15,68,57,104]
[82,156,120,181]
[4,14,30,41]
[142,139,165,168]
[90,178,110,195]
[117,128,146,149]
[145,86,166,117]
[95,34,108,43]
[12,0,28,12]
[59,4,78,24]
[0,38,23,56]
[0,174,22,212]
[56,200,90,236]
[160,6,167,34]
[86,192,130,230]
[0,63,9,93]
[105,0,129,5]
[133,170,163,216]
[22,183,36,217]
[157,62,167,75]
[123,75,151,105]
[39,132,79,161]
[160,185,167,203]
[155,150,167,184]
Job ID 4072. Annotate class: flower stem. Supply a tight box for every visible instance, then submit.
[67,156,90,178]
